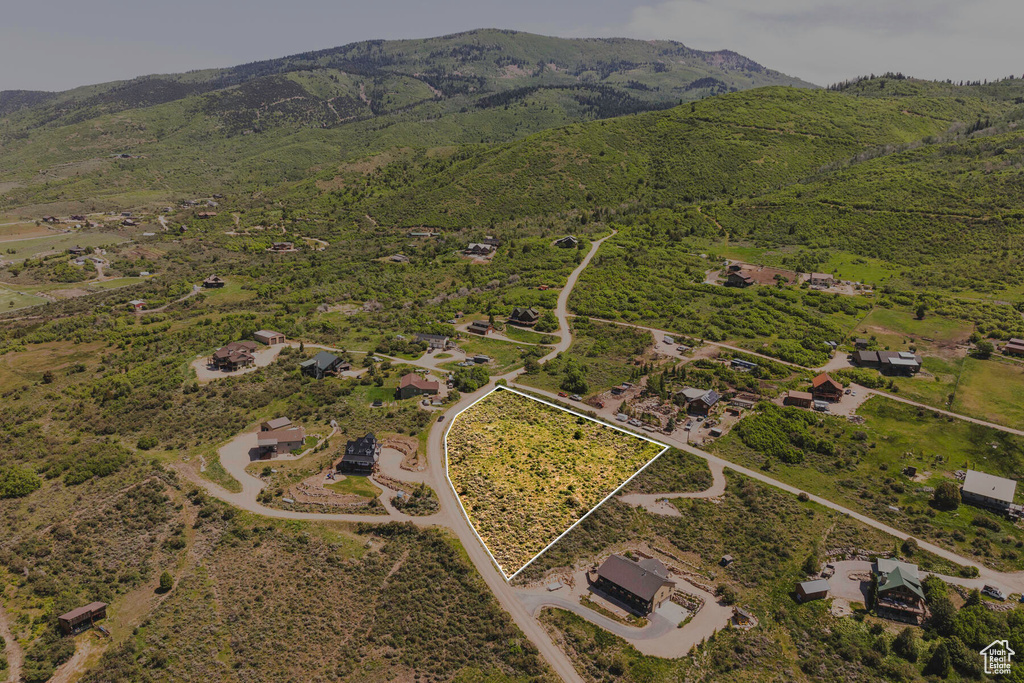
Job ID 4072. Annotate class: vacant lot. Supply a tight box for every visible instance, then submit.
[953,356,1024,430]
[446,387,664,574]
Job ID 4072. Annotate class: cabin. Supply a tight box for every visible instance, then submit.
[810,373,843,402]
[254,330,285,345]
[592,555,675,615]
[508,307,540,327]
[128,299,146,312]
[196,212,217,219]
[809,272,835,288]
[1004,339,1024,356]
[854,338,870,349]
[58,602,108,635]
[42,215,58,223]
[211,341,258,370]
[299,351,348,379]
[784,391,813,409]
[261,417,292,432]
[731,393,758,410]
[678,387,719,416]
[69,245,86,256]
[482,236,501,247]
[202,275,226,288]
[795,579,830,603]
[464,243,495,256]
[397,373,439,400]
[726,271,755,288]
[874,559,926,624]
[269,242,295,252]
[467,320,493,336]
[961,470,1017,514]
[339,433,380,473]
[257,427,306,456]
[554,235,579,248]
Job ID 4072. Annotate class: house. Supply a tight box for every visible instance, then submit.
[299,351,348,379]
[961,470,1017,513]
[339,433,380,473]
[254,330,285,345]
[128,299,146,312]
[467,320,494,336]
[196,212,218,219]
[726,271,755,288]
[1004,339,1024,356]
[58,602,108,635]
[212,341,258,370]
[682,388,720,416]
[70,214,86,222]
[877,350,922,375]
[69,245,86,256]
[854,338,871,349]
[472,354,490,364]
[508,307,540,327]
[592,554,675,615]
[202,275,226,288]
[261,417,292,432]
[415,333,450,350]
[482,236,501,247]
[464,243,495,256]
[554,235,579,249]
[397,373,439,400]
[874,559,926,624]
[852,350,880,367]
[122,218,137,226]
[795,579,830,603]
[257,427,306,456]
[42,215,58,223]
[269,242,294,252]
[784,391,813,408]
[809,272,835,287]
[731,358,758,371]
[810,373,843,402]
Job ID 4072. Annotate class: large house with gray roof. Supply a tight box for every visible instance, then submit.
[592,554,675,615]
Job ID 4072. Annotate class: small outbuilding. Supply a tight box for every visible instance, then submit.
[784,391,813,408]
[467,320,494,336]
[254,330,285,345]
[795,579,830,603]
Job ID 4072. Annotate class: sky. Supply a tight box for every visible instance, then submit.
[0,0,1020,91]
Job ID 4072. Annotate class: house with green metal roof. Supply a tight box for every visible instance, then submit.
[874,559,926,624]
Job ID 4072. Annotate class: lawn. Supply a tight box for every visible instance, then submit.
[709,396,1024,571]
[448,336,528,373]
[326,475,382,499]
[0,284,48,310]
[953,356,1024,430]
[501,324,557,345]
[0,231,125,261]
[854,308,973,347]
[446,387,664,575]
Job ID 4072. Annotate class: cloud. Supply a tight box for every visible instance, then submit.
[624,0,1023,85]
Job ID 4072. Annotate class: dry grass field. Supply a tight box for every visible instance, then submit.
[446,388,664,574]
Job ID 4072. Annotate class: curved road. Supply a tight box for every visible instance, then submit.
[186,226,1024,681]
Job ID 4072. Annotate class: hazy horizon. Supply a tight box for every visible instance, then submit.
[1,0,1021,92]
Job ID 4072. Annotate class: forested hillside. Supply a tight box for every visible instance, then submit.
[0,29,811,210]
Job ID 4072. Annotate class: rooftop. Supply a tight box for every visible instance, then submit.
[597,554,675,602]
[962,469,1017,504]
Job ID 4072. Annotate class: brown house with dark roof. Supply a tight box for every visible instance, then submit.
[811,373,843,402]
[202,275,226,288]
[212,341,258,370]
[467,320,494,336]
[397,373,439,400]
[257,427,306,456]
[592,555,675,615]
[508,307,540,327]
[726,272,755,288]
[784,391,813,408]
[58,602,107,634]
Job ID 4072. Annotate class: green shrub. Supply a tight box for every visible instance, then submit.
[0,465,42,499]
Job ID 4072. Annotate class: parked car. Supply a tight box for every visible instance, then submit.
[983,585,1007,601]
[437,415,445,422]
[558,391,568,397]
[570,394,582,401]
